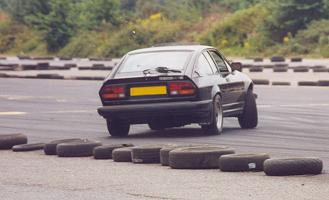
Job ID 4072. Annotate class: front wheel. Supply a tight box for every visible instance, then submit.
[106,119,130,137]
[201,95,223,135]
[238,90,258,129]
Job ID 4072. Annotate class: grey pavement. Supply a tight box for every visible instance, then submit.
[0,78,329,200]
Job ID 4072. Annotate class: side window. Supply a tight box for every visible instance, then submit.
[209,51,229,72]
[203,52,219,74]
[196,54,214,76]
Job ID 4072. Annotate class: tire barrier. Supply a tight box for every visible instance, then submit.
[132,146,163,164]
[17,55,31,60]
[313,68,329,72]
[253,58,263,62]
[264,158,323,176]
[252,79,270,85]
[32,56,55,60]
[291,57,302,62]
[0,134,28,150]
[273,67,288,72]
[112,147,134,162]
[160,145,194,166]
[271,56,285,62]
[12,143,45,152]
[57,140,102,157]
[169,146,235,169]
[249,67,263,72]
[318,80,329,87]
[44,138,83,155]
[298,81,318,86]
[36,74,64,79]
[219,153,270,172]
[293,67,309,72]
[36,62,50,70]
[93,144,134,160]
[272,82,291,86]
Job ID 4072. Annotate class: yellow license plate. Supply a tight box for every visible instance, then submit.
[130,86,167,97]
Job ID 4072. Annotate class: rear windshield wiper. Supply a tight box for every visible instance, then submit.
[143,67,181,75]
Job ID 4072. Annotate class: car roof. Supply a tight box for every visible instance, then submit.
[127,45,214,55]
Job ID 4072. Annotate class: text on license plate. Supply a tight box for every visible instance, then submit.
[130,86,167,97]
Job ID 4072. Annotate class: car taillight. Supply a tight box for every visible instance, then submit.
[101,85,126,100]
[169,81,196,96]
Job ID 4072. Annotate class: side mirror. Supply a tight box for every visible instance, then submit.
[230,62,242,72]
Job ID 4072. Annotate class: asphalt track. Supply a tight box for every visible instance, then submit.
[1,78,329,200]
[0,78,328,167]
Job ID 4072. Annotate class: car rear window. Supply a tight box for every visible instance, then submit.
[117,51,193,73]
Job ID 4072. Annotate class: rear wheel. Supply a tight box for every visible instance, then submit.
[106,119,130,137]
[201,95,223,135]
[238,90,258,129]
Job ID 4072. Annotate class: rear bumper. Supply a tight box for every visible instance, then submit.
[97,100,212,123]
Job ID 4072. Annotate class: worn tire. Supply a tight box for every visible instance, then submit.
[219,153,270,172]
[112,147,133,162]
[201,95,223,135]
[107,119,130,137]
[57,140,102,157]
[44,138,83,155]
[0,134,28,150]
[93,144,134,159]
[12,143,45,152]
[169,146,235,169]
[264,158,323,176]
[239,90,258,129]
[160,145,195,166]
[132,146,163,164]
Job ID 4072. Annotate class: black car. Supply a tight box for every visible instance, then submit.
[98,45,258,137]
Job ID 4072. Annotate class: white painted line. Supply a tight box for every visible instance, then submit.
[0,112,27,116]
[41,110,95,114]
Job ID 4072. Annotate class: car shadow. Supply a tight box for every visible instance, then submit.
[122,126,242,139]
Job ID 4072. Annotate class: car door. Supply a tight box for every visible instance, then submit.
[207,50,245,116]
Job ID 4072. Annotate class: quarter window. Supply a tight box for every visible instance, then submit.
[209,51,229,72]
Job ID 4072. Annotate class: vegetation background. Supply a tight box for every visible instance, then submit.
[0,0,328,58]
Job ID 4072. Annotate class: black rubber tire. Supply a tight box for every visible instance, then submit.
[238,90,258,129]
[148,122,166,131]
[107,119,130,137]
[131,146,163,164]
[93,144,134,159]
[44,138,83,155]
[169,146,235,169]
[57,140,102,157]
[160,145,195,166]
[112,147,133,162]
[0,134,28,150]
[12,143,45,152]
[219,153,270,172]
[201,95,223,135]
[264,158,323,176]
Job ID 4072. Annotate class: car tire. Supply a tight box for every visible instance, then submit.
[169,146,235,169]
[0,134,28,150]
[112,147,133,162]
[93,144,134,160]
[238,90,258,129]
[107,119,130,137]
[131,146,163,164]
[12,143,45,152]
[201,95,223,135]
[44,138,83,155]
[218,153,270,172]
[57,140,102,157]
[160,145,195,166]
[264,158,323,176]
